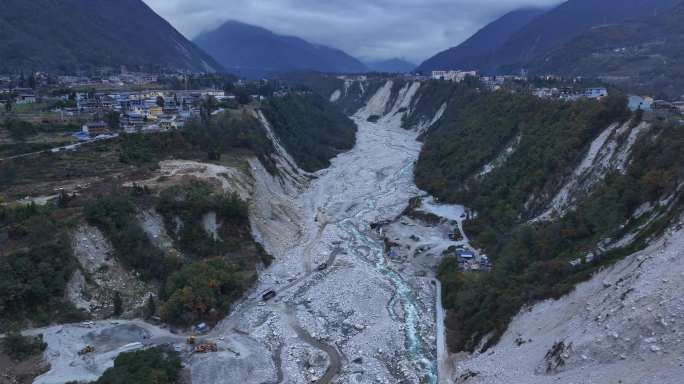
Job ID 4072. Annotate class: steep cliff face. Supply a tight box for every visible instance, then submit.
[535,120,652,221]
[326,78,458,132]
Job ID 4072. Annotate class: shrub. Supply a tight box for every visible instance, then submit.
[160,258,255,326]
[94,347,181,384]
[157,182,248,260]
[0,206,79,327]
[85,193,181,281]
[2,331,47,360]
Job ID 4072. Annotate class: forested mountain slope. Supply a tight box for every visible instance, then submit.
[0,0,222,73]
[414,87,683,359]
[417,7,545,73]
[261,93,357,172]
[527,1,684,97]
[492,0,679,72]
[418,0,680,74]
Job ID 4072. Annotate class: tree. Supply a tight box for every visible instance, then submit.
[144,296,157,319]
[28,73,37,89]
[105,111,120,130]
[3,95,12,112]
[94,347,181,384]
[2,331,47,360]
[156,96,165,108]
[234,88,252,105]
[113,291,123,316]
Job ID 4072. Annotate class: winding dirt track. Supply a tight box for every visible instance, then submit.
[285,306,342,384]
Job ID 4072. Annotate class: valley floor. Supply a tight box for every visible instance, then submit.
[192,114,438,383]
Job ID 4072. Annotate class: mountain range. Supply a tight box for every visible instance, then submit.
[527,1,684,97]
[365,58,415,73]
[194,21,368,78]
[0,0,222,73]
[418,0,680,76]
[417,7,546,73]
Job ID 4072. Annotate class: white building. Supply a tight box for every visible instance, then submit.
[15,93,36,104]
[585,87,608,99]
[432,70,478,82]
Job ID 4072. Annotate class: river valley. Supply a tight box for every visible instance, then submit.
[30,83,461,384]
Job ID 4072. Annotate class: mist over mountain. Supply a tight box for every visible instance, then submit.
[194,21,368,79]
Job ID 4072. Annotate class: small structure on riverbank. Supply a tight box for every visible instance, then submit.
[454,247,492,272]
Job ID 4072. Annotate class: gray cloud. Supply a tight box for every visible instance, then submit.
[143,0,564,63]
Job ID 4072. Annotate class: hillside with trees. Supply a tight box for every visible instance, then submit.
[418,0,679,76]
[261,93,357,172]
[0,0,223,73]
[417,7,546,73]
[416,90,683,352]
[527,1,684,97]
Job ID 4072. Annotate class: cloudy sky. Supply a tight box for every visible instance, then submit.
[143,0,564,64]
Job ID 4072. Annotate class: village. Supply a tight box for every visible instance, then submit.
[0,71,303,152]
[3,68,683,146]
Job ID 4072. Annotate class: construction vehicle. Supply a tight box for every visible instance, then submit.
[262,290,277,301]
[186,336,196,345]
[193,342,218,354]
[78,345,95,355]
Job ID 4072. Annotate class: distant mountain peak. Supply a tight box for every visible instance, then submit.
[194,21,367,78]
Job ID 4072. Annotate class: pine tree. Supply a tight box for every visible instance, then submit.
[113,292,123,317]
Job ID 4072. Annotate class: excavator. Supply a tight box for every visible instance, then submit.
[78,345,95,355]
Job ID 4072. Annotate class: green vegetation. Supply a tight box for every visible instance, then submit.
[154,181,268,326]
[85,193,181,281]
[1,118,78,141]
[417,90,630,228]
[419,92,682,353]
[0,204,85,329]
[160,258,255,326]
[85,182,270,327]
[402,80,464,130]
[183,110,276,172]
[93,347,181,384]
[261,93,357,172]
[118,131,195,165]
[156,181,249,259]
[2,331,47,360]
[528,3,684,98]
